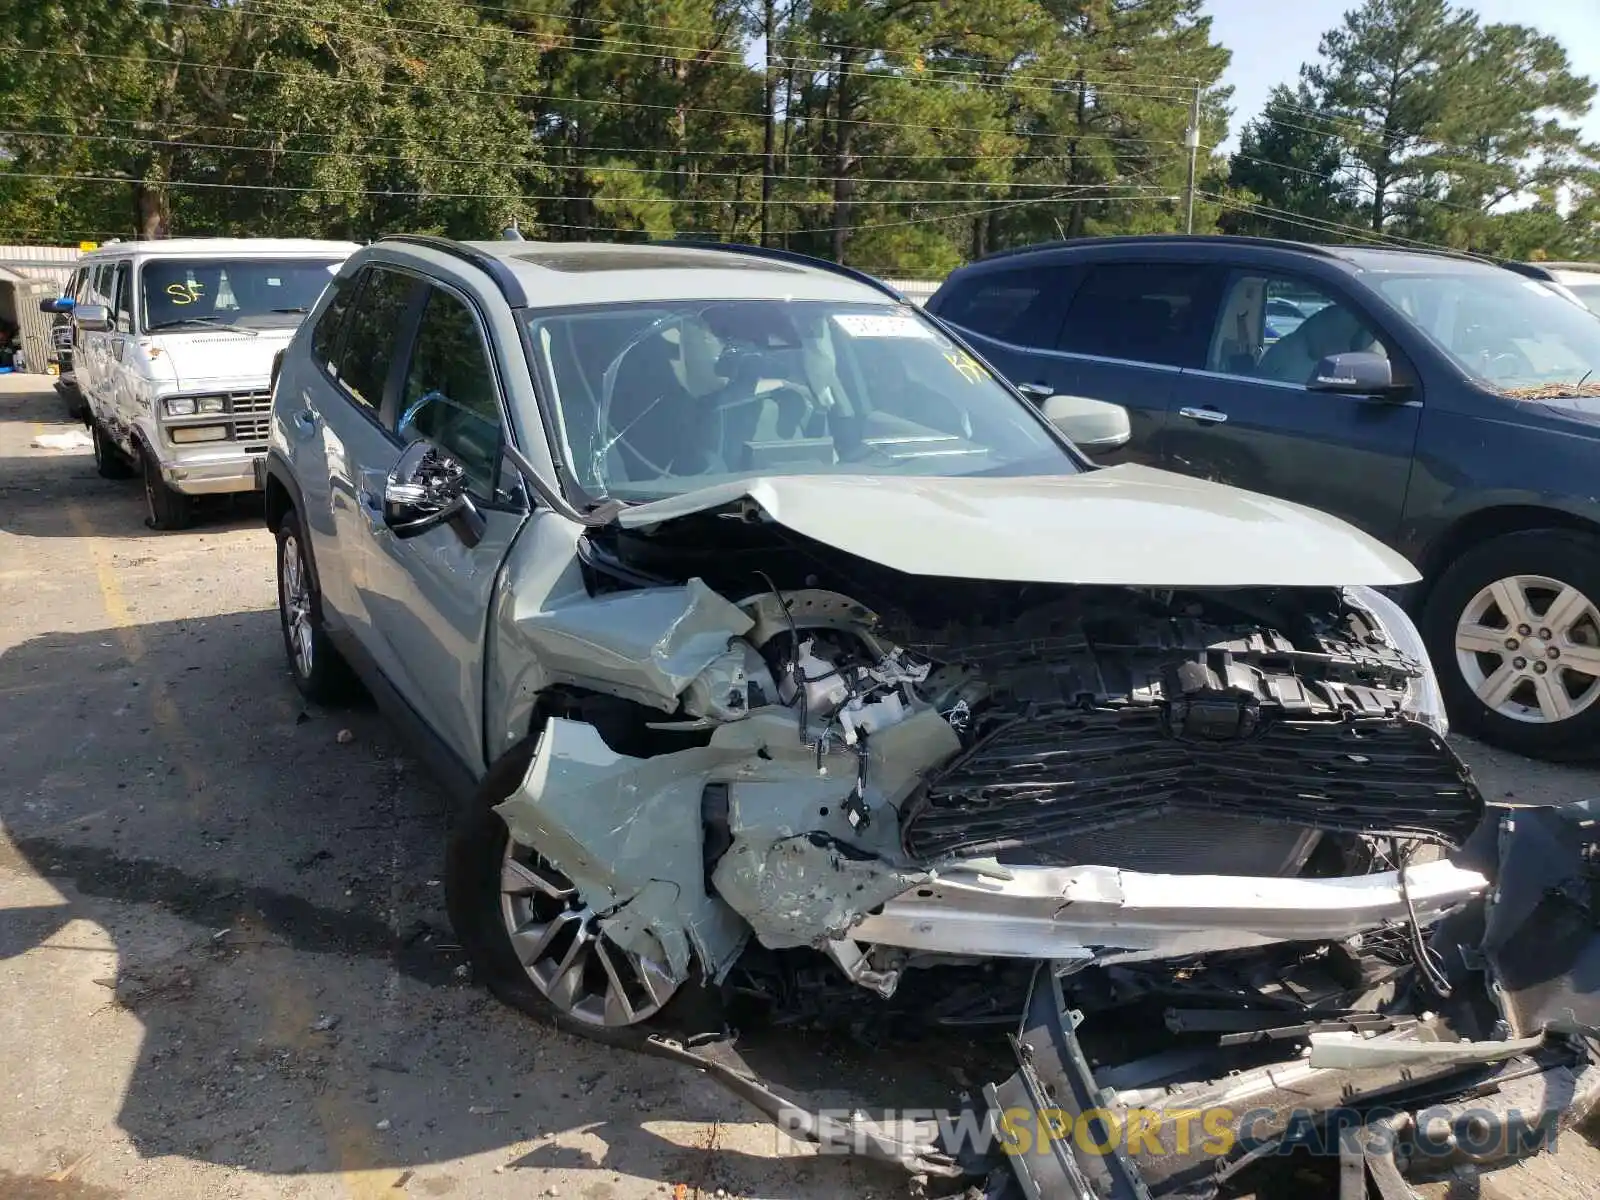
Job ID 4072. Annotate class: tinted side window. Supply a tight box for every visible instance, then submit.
[310,274,355,375]
[938,265,1074,346]
[334,268,414,412]
[1057,263,1214,367]
[397,287,503,494]
[89,263,110,305]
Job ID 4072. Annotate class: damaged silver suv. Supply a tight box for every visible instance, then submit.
[266,237,1600,1199]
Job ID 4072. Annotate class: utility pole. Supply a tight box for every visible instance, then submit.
[1184,83,1201,234]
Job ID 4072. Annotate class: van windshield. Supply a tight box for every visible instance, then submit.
[1375,270,1600,396]
[522,298,1077,501]
[140,258,342,333]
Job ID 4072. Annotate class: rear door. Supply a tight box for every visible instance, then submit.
[1048,261,1222,466]
[357,281,529,771]
[1167,268,1421,542]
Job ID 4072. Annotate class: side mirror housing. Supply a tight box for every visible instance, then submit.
[39,297,74,314]
[383,439,485,547]
[1309,351,1398,396]
[1041,393,1133,451]
[73,303,111,332]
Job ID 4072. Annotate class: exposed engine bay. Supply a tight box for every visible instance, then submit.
[484,493,1600,1198]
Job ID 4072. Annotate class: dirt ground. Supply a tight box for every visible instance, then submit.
[3,372,1599,1200]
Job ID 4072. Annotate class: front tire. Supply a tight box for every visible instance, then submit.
[446,740,698,1047]
[140,445,193,530]
[1422,529,1600,760]
[275,508,354,703]
[91,422,134,479]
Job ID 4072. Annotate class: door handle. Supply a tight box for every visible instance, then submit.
[358,487,389,535]
[292,392,320,431]
[1178,406,1228,424]
[1017,382,1055,399]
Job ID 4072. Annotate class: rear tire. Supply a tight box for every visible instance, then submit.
[446,738,711,1047]
[140,444,194,530]
[91,422,134,479]
[275,507,355,704]
[1422,528,1600,761]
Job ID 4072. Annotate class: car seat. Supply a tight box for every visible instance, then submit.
[604,334,712,481]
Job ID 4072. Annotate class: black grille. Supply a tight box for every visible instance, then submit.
[900,705,1481,863]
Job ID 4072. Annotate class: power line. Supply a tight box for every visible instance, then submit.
[190,0,1200,105]
[1201,191,1460,252]
[0,125,1184,191]
[12,46,1194,148]
[816,190,1179,234]
[0,168,1173,207]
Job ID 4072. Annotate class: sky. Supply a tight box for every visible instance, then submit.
[1208,0,1600,150]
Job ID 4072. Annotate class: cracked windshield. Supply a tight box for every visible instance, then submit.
[525,299,1076,499]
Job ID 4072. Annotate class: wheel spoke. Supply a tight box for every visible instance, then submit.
[593,940,637,1025]
[544,930,592,1009]
[1542,586,1594,640]
[1489,578,1531,628]
[1532,672,1575,723]
[1475,660,1522,709]
[500,857,576,900]
[1557,643,1600,677]
[1455,622,1508,656]
[510,909,580,965]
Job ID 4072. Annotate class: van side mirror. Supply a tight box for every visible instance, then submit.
[1040,393,1133,451]
[1309,351,1398,396]
[73,303,111,332]
[39,297,74,314]
[383,439,485,547]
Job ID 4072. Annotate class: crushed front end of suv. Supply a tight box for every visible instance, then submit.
[266,240,1600,1200]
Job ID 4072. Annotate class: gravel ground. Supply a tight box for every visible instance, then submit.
[3,373,1598,1200]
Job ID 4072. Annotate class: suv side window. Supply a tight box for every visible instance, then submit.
[1057,263,1214,367]
[111,263,133,333]
[309,274,355,376]
[395,286,504,496]
[1207,272,1388,386]
[334,267,415,412]
[938,265,1075,347]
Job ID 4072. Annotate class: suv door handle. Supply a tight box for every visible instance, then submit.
[1178,406,1228,424]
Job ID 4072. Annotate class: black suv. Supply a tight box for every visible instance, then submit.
[929,235,1600,760]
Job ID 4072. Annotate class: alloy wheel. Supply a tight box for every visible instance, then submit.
[1454,573,1600,724]
[498,842,677,1027]
[280,533,315,679]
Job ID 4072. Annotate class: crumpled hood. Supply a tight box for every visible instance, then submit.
[149,328,296,392]
[615,464,1421,588]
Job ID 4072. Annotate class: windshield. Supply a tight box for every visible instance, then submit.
[1568,280,1600,318]
[522,299,1076,500]
[1373,270,1600,395]
[139,258,342,333]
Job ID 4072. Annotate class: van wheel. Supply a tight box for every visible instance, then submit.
[91,423,134,479]
[446,739,708,1047]
[140,445,194,530]
[275,508,355,703]
[1422,529,1600,760]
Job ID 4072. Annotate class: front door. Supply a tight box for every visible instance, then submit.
[357,282,528,773]
[1166,269,1422,543]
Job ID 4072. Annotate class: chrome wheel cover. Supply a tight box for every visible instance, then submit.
[1455,573,1600,724]
[499,842,677,1027]
[280,533,315,679]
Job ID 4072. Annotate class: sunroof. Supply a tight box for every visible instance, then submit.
[514,249,803,274]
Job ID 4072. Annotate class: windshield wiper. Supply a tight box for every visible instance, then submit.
[269,306,309,314]
[145,315,260,336]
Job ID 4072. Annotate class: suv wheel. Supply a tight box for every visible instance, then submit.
[447,740,696,1046]
[275,509,354,703]
[91,422,133,480]
[140,444,194,530]
[1422,529,1600,760]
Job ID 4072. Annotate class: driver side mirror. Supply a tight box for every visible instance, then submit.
[73,303,111,332]
[1309,351,1401,396]
[39,297,73,315]
[384,440,486,548]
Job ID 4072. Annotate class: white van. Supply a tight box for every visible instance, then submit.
[73,238,359,529]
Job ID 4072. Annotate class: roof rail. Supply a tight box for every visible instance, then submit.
[378,234,529,305]
[653,239,908,302]
[977,233,1348,263]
